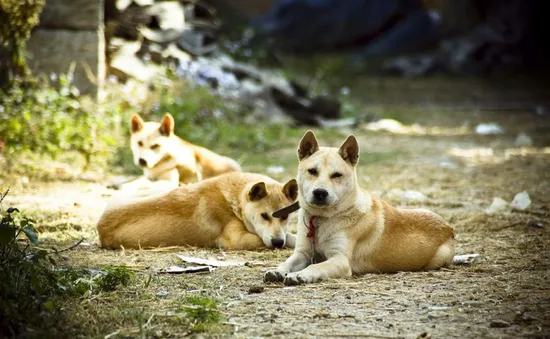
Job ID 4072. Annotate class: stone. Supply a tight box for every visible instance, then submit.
[39,0,102,30]
[248,285,265,294]
[485,197,508,215]
[490,319,511,328]
[26,29,105,96]
[475,123,504,135]
[510,191,531,210]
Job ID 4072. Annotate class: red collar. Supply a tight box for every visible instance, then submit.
[306,216,318,245]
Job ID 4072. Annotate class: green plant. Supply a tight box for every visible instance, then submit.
[155,82,302,156]
[0,190,135,337]
[182,295,221,333]
[96,265,134,292]
[0,0,46,86]
[0,75,120,170]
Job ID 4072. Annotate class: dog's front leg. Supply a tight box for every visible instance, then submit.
[264,236,312,282]
[216,219,264,250]
[284,252,351,286]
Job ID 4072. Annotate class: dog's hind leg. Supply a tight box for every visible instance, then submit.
[423,239,455,270]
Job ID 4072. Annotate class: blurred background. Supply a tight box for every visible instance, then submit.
[1,0,549,177]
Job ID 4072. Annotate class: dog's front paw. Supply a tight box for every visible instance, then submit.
[284,272,316,286]
[264,269,286,283]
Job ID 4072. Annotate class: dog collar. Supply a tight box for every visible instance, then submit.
[306,216,318,245]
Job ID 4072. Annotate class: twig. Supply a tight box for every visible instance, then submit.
[316,334,400,338]
[493,221,524,232]
[0,187,9,204]
[53,238,85,254]
[512,208,550,218]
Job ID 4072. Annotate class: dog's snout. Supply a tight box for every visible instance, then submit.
[313,188,329,200]
[138,158,147,167]
[271,238,284,248]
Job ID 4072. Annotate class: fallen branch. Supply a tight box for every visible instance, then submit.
[54,238,85,254]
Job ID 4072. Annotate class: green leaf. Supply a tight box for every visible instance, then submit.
[0,224,16,245]
[6,207,19,214]
[22,226,39,243]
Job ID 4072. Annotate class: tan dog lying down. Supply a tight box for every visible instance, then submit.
[265,131,455,285]
[98,172,298,250]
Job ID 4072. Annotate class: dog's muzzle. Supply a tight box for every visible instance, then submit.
[310,188,330,206]
[271,238,285,248]
[138,158,147,167]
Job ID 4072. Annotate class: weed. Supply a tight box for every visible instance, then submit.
[0,190,135,337]
[181,295,221,333]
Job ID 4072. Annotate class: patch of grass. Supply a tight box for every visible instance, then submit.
[181,295,222,333]
[0,190,136,337]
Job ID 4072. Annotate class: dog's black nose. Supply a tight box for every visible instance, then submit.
[271,238,284,248]
[313,188,329,201]
[138,158,147,167]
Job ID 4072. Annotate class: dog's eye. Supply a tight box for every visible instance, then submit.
[331,172,343,179]
[308,168,318,176]
[138,141,143,147]
[150,144,160,150]
[261,213,270,221]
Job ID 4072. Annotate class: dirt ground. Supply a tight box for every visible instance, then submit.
[2,107,550,338]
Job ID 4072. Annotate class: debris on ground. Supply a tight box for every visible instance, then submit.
[527,220,546,229]
[485,197,508,215]
[266,165,285,175]
[156,290,169,297]
[515,133,533,147]
[452,254,480,265]
[490,319,511,328]
[475,123,504,135]
[105,0,344,126]
[177,254,246,267]
[248,285,265,294]
[161,265,214,274]
[385,189,428,204]
[402,190,428,203]
[510,191,531,211]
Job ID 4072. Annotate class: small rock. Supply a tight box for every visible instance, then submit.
[452,254,480,265]
[475,123,504,135]
[266,165,285,174]
[402,190,428,203]
[535,105,547,115]
[511,191,531,210]
[514,133,533,147]
[248,285,265,294]
[485,197,508,215]
[439,161,457,169]
[527,220,545,228]
[366,119,406,134]
[490,319,511,328]
[156,290,169,297]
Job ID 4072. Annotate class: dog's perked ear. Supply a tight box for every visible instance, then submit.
[298,130,319,161]
[282,179,298,201]
[248,182,268,201]
[130,114,145,133]
[338,135,359,166]
[159,113,175,136]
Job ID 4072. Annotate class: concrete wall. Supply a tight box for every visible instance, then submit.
[26,0,105,97]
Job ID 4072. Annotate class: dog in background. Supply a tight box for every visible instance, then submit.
[111,113,241,192]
